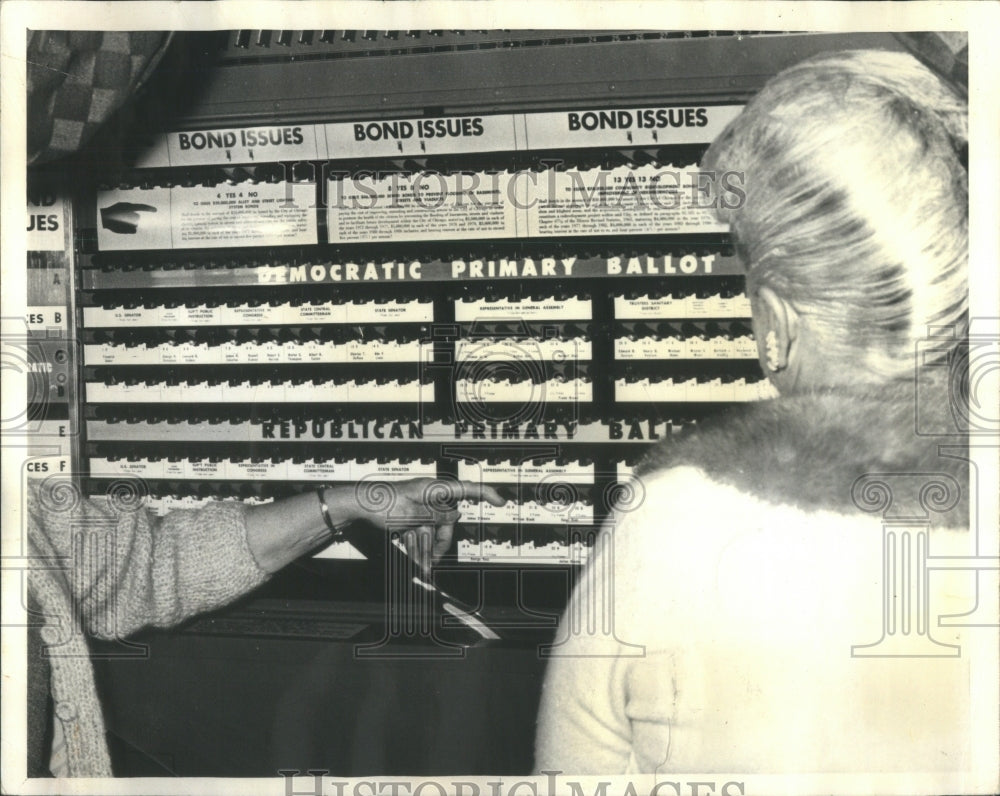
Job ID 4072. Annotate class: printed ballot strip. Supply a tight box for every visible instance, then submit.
[454,378,592,404]
[456,337,592,363]
[96,183,317,250]
[328,164,727,244]
[90,456,431,482]
[454,296,591,322]
[456,537,592,565]
[527,165,727,237]
[82,299,432,328]
[84,340,431,366]
[614,332,757,360]
[614,291,752,319]
[457,459,595,483]
[329,172,520,243]
[85,379,433,404]
[524,105,743,150]
[615,377,778,402]
[458,498,594,526]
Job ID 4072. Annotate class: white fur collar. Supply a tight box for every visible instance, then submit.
[637,379,969,525]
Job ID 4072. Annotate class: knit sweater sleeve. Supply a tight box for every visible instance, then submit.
[27,482,270,639]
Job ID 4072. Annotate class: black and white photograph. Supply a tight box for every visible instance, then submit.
[2,2,998,795]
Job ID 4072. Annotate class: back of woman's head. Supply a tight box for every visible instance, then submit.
[703,49,968,381]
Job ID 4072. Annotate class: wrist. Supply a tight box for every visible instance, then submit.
[319,484,364,526]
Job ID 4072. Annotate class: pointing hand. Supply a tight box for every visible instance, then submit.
[100,202,157,234]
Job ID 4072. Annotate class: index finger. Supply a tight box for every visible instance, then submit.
[455,481,505,507]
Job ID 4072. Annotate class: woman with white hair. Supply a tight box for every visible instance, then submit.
[535,49,976,775]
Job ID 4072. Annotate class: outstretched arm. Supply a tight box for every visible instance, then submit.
[245,478,504,575]
[28,477,503,639]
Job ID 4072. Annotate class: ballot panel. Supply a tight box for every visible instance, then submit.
[63,29,903,630]
[22,29,915,777]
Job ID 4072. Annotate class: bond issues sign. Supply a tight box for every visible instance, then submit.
[323,114,520,159]
[26,192,66,252]
[133,124,322,168]
[523,104,744,149]
[125,107,740,168]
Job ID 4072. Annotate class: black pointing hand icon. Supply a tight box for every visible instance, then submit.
[100,202,158,234]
